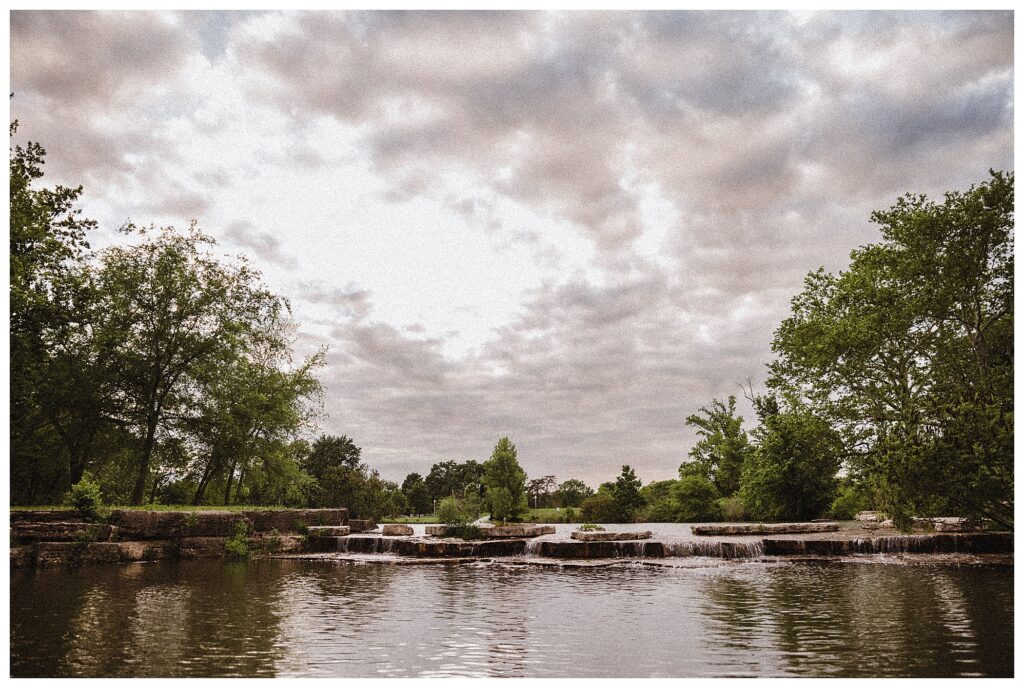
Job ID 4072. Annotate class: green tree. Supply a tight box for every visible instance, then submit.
[527,475,557,508]
[739,397,842,522]
[683,396,752,495]
[610,465,645,522]
[190,339,323,505]
[401,473,433,514]
[769,172,1013,528]
[10,122,111,503]
[580,491,620,523]
[554,478,594,507]
[93,223,287,504]
[482,437,528,521]
[424,459,485,503]
[673,474,723,522]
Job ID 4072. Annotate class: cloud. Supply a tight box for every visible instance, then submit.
[223,221,299,269]
[9,10,1013,485]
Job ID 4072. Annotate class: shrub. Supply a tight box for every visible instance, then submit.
[717,495,746,521]
[487,487,515,522]
[561,507,580,523]
[62,473,104,521]
[437,496,472,527]
[442,525,486,540]
[224,521,251,560]
[580,492,619,523]
[262,528,282,554]
[578,523,605,531]
[829,479,871,520]
[739,405,841,522]
[673,475,723,522]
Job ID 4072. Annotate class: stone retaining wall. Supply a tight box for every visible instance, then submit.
[10,508,345,567]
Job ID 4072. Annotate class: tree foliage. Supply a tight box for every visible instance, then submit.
[683,396,752,495]
[482,437,528,521]
[554,478,594,508]
[739,397,842,521]
[768,171,1013,528]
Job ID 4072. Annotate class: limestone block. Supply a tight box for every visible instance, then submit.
[571,530,653,541]
[306,525,351,536]
[691,523,839,536]
[348,519,377,533]
[34,542,122,567]
[10,510,83,523]
[382,524,414,536]
[12,522,116,543]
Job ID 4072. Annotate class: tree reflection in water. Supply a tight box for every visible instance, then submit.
[10,558,1013,678]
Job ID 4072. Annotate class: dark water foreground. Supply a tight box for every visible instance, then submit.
[10,557,1013,678]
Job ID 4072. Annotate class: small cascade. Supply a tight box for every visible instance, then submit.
[665,540,765,559]
[523,539,543,557]
[335,535,401,554]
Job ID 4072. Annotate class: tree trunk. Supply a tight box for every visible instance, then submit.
[194,452,219,506]
[234,466,247,505]
[223,459,237,506]
[130,415,159,505]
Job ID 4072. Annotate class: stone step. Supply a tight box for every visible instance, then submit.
[424,524,555,538]
[691,523,840,536]
[306,525,351,536]
[11,522,118,543]
[571,530,652,541]
[348,519,377,533]
[381,524,414,536]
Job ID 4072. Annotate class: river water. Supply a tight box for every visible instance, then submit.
[9,556,1013,677]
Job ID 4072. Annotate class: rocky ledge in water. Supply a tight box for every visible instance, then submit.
[571,530,653,541]
[10,508,347,567]
[691,523,840,536]
[307,534,529,557]
[424,524,555,538]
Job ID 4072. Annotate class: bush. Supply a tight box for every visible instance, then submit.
[441,525,486,540]
[437,496,473,527]
[716,495,746,521]
[673,475,723,522]
[224,521,251,560]
[578,523,605,532]
[487,486,515,522]
[580,492,620,523]
[829,479,871,520]
[739,406,841,521]
[62,473,104,521]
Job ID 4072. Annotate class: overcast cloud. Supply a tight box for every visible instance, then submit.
[10,10,1013,485]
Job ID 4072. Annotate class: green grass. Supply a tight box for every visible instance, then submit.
[526,507,579,523]
[381,514,440,524]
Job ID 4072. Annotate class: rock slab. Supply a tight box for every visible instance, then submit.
[691,523,840,536]
[571,530,653,541]
[382,524,414,536]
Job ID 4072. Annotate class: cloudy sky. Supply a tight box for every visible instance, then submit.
[10,10,1013,486]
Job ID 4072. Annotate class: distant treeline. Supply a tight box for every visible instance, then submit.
[11,123,1013,529]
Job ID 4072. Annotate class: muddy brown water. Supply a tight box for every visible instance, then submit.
[9,556,1013,677]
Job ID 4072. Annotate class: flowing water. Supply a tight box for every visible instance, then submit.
[9,557,1012,677]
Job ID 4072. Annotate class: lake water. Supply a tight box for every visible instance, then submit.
[10,556,1013,677]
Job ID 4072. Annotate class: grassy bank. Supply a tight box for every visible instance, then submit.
[381,515,440,524]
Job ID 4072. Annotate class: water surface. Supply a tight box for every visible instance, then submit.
[10,557,1012,677]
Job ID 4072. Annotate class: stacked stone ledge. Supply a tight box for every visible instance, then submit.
[10,507,348,567]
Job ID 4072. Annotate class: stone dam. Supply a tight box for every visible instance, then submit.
[9,509,1013,568]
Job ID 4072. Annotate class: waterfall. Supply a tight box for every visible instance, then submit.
[664,540,765,559]
[523,539,543,557]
